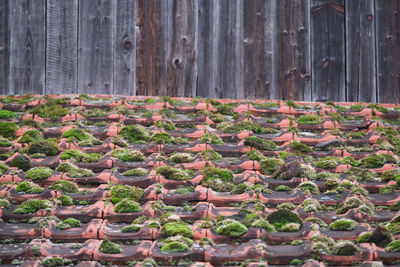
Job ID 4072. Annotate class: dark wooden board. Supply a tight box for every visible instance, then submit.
[136,0,169,97]
[46,0,78,94]
[275,0,311,101]
[216,0,244,99]
[375,1,400,104]
[345,0,376,103]
[243,0,273,100]
[113,0,137,96]
[0,0,8,95]
[197,0,218,98]
[311,0,345,102]
[8,0,45,95]
[167,0,198,97]
[78,0,114,94]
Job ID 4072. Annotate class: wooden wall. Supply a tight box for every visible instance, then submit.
[0,0,399,103]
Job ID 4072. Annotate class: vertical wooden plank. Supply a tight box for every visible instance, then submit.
[216,0,244,99]
[0,0,8,95]
[113,0,137,96]
[243,0,273,100]
[197,0,218,98]
[345,0,376,103]
[136,0,169,96]
[9,0,45,95]
[275,0,311,101]
[376,1,400,103]
[311,0,345,102]
[167,0,198,97]
[78,0,114,94]
[46,0,78,94]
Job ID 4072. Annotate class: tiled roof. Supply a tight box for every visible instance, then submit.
[0,95,399,266]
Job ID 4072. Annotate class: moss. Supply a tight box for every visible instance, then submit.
[199,133,224,145]
[340,156,359,166]
[360,154,385,168]
[56,162,93,178]
[385,239,400,253]
[175,186,195,196]
[286,100,298,108]
[331,241,360,256]
[15,181,43,194]
[0,162,8,175]
[119,124,150,143]
[0,121,18,138]
[201,177,235,192]
[202,149,223,161]
[246,150,263,161]
[290,141,312,154]
[60,149,102,163]
[336,197,375,215]
[161,241,189,252]
[56,218,82,230]
[387,222,400,234]
[313,157,340,169]
[343,167,378,182]
[57,195,73,206]
[169,152,194,163]
[289,259,303,265]
[110,185,144,204]
[121,224,141,233]
[297,114,323,125]
[252,219,276,232]
[0,109,15,119]
[156,166,193,181]
[150,132,173,144]
[304,217,328,228]
[267,210,303,231]
[214,219,248,237]
[122,168,148,176]
[154,120,175,130]
[25,167,53,180]
[277,202,296,210]
[62,128,101,146]
[356,232,373,243]
[300,198,325,212]
[230,183,252,194]
[260,157,284,175]
[173,136,192,144]
[273,159,316,180]
[114,199,142,213]
[0,137,12,147]
[199,237,214,245]
[281,222,301,232]
[298,182,320,194]
[202,166,233,182]
[243,136,277,151]
[10,154,31,171]
[49,180,79,193]
[18,130,43,144]
[28,140,58,156]
[329,219,357,231]
[13,199,53,214]
[274,185,291,192]
[382,168,400,182]
[162,222,194,238]
[0,199,10,209]
[111,149,145,162]
[100,239,122,254]
[41,257,66,267]
[218,121,269,134]
[82,108,109,118]
[379,184,395,195]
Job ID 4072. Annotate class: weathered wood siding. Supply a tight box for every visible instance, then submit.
[0,0,399,103]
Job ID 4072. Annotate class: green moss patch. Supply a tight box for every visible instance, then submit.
[110,185,144,204]
[25,167,53,180]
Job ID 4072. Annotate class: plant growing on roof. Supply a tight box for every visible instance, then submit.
[168,152,194,163]
[55,218,82,230]
[99,239,122,254]
[266,209,303,231]
[161,221,194,238]
[28,139,59,156]
[290,141,312,154]
[62,128,101,147]
[201,149,222,161]
[312,156,340,169]
[13,199,53,214]
[260,157,284,175]
[156,166,194,180]
[60,149,102,163]
[119,124,151,143]
[297,114,323,125]
[199,132,224,145]
[56,162,93,178]
[18,129,43,144]
[0,121,17,138]
[243,136,277,151]
[329,219,358,231]
[25,167,53,180]
[10,154,31,171]
[49,180,79,193]
[15,181,43,194]
[213,218,248,237]
[111,148,145,162]
[122,167,148,176]
[110,185,144,204]
[114,199,142,213]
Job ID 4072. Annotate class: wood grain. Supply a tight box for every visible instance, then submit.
[113,0,137,96]
[136,0,169,96]
[46,0,78,94]
[9,0,45,95]
[0,0,8,95]
[167,0,198,97]
[345,0,376,103]
[78,0,114,94]
[276,0,311,101]
[243,0,273,100]
[376,0,400,103]
[311,0,345,102]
